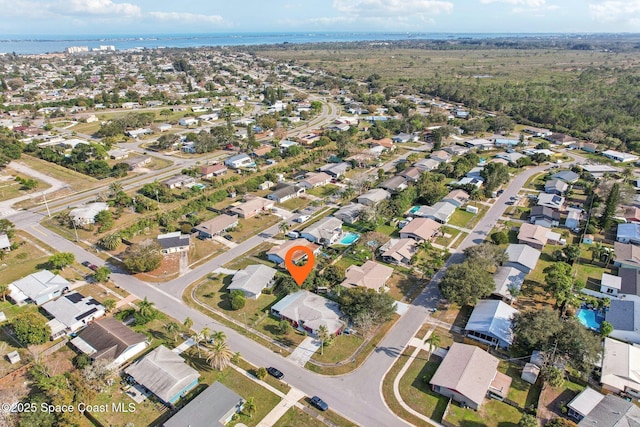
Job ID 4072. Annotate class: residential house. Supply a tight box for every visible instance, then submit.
[430,150,452,163]
[157,232,190,254]
[569,141,598,153]
[224,153,254,169]
[162,174,196,189]
[524,127,552,138]
[444,145,470,156]
[602,150,639,163]
[496,152,526,163]
[70,202,109,226]
[301,217,343,246]
[270,290,345,336]
[267,183,305,203]
[70,317,148,368]
[617,224,640,245]
[194,215,238,239]
[357,188,391,207]
[107,149,128,160]
[492,266,526,302]
[333,203,365,224]
[299,172,332,189]
[392,133,418,143]
[565,209,581,230]
[42,292,105,339]
[551,170,580,183]
[614,242,640,270]
[567,387,640,426]
[279,139,299,151]
[606,299,640,344]
[529,206,561,227]
[340,261,394,292]
[601,272,622,297]
[414,158,440,172]
[9,270,71,306]
[179,117,198,126]
[624,206,640,224]
[430,343,512,410]
[547,133,578,145]
[544,179,569,195]
[517,223,554,250]
[399,167,421,183]
[379,176,408,194]
[267,239,320,265]
[228,264,277,299]
[505,244,541,274]
[581,164,620,179]
[619,267,640,297]
[400,218,441,242]
[200,164,227,178]
[122,155,151,170]
[229,197,274,219]
[455,176,484,188]
[537,193,565,211]
[442,189,470,208]
[465,138,494,150]
[0,233,11,251]
[125,345,200,405]
[494,138,522,148]
[318,162,350,178]
[126,128,152,139]
[600,337,640,399]
[414,201,457,224]
[370,138,396,151]
[252,145,273,158]
[465,300,519,349]
[380,238,418,266]
[163,382,244,427]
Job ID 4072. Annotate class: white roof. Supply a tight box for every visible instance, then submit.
[465,300,519,346]
[42,292,104,331]
[0,233,10,249]
[228,264,277,297]
[9,270,70,304]
[602,273,622,290]
[70,202,109,222]
[568,387,605,417]
[271,290,344,334]
[601,338,640,393]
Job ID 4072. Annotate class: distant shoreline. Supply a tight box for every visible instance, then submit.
[1,31,638,55]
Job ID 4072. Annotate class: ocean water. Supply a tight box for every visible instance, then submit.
[0,32,559,55]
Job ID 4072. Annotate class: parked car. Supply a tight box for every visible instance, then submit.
[266,367,284,380]
[89,264,99,271]
[310,396,329,411]
[81,261,91,268]
[294,215,310,223]
[224,234,233,241]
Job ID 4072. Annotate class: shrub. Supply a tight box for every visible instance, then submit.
[256,367,267,380]
[230,292,246,310]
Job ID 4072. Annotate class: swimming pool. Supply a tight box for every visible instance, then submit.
[576,308,604,331]
[338,232,360,245]
[409,206,420,214]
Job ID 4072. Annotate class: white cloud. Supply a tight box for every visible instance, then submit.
[63,0,141,17]
[148,11,223,24]
[332,0,453,18]
[479,0,558,14]
[480,0,546,5]
[589,1,640,23]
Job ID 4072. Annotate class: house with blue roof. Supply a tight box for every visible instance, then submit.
[617,223,640,246]
[464,300,519,349]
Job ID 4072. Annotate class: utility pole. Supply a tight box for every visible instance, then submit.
[72,220,79,242]
[42,192,51,218]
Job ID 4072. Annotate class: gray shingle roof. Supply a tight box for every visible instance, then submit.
[164,382,244,427]
[607,300,636,331]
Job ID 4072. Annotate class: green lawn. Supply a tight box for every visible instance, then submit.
[448,209,475,228]
[278,197,312,211]
[311,333,364,364]
[499,363,542,409]
[0,230,52,284]
[306,184,340,198]
[398,350,449,422]
[274,407,326,427]
[435,226,461,247]
[445,399,523,427]
[227,214,280,242]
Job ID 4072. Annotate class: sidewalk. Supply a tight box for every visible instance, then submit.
[256,388,306,427]
[287,336,321,367]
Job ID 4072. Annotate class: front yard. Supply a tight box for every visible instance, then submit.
[398,350,449,422]
[444,399,523,427]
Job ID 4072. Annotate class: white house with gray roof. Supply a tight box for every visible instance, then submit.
[70,202,109,226]
[414,201,457,224]
[600,337,640,398]
[42,292,105,339]
[271,290,345,336]
[227,264,277,299]
[492,266,526,302]
[357,188,391,207]
[465,300,519,349]
[568,387,640,426]
[606,298,640,344]
[301,216,343,246]
[505,244,541,274]
[164,382,244,427]
[9,270,71,306]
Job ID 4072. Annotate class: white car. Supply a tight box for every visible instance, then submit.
[294,215,311,223]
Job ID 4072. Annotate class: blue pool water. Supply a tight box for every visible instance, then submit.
[338,232,360,245]
[576,308,603,331]
[409,206,420,214]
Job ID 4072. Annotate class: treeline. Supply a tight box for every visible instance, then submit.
[0,128,25,167]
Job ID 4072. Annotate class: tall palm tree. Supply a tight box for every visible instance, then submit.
[183,317,194,330]
[201,327,211,344]
[425,333,441,355]
[590,242,603,263]
[165,322,180,342]
[243,397,256,418]
[317,325,330,356]
[206,340,234,370]
[211,330,226,345]
[192,331,203,357]
[108,182,123,198]
[278,222,290,234]
[137,297,155,318]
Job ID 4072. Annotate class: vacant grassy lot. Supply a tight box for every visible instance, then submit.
[0,168,50,201]
[0,230,52,283]
[227,214,279,242]
[499,363,542,409]
[18,154,101,192]
[310,333,364,364]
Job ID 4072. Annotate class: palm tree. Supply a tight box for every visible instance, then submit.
[211,330,226,345]
[99,233,122,250]
[200,327,211,344]
[192,331,203,357]
[206,340,234,370]
[108,182,123,198]
[278,222,290,234]
[425,332,441,355]
[243,397,256,418]
[590,242,603,263]
[183,317,194,331]
[103,298,116,313]
[317,325,330,356]
[0,283,9,302]
[137,297,155,318]
[165,322,180,342]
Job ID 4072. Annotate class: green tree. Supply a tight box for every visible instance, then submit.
[183,317,194,330]
[600,320,613,337]
[99,233,122,250]
[165,322,180,342]
[323,265,345,285]
[122,241,163,273]
[543,262,574,313]
[599,183,620,230]
[278,319,292,335]
[230,290,246,310]
[339,288,396,325]
[0,283,9,302]
[0,219,16,238]
[438,261,495,306]
[206,340,234,370]
[94,209,114,232]
[103,298,116,313]
[244,396,256,418]
[317,324,331,356]
[93,266,111,282]
[11,311,50,345]
[425,332,441,355]
[134,297,158,324]
[278,222,290,234]
[491,231,509,245]
[48,252,75,269]
[256,367,267,380]
[562,245,581,264]
[463,243,508,268]
[542,366,564,388]
[211,330,226,345]
[480,162,510,197]
[519,414,538,427]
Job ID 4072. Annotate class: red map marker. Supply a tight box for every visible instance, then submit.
[285,245,315,286]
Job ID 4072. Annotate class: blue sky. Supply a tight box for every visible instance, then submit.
[0,0,639,35]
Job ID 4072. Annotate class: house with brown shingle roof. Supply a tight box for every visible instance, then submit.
[400,218,441,242]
